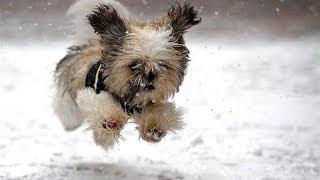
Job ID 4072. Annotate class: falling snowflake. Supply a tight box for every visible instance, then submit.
[198,6,204,13]
[141,0,148,5]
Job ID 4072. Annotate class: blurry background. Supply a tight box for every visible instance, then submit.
[1,0,320,44]
[1,1,320,180]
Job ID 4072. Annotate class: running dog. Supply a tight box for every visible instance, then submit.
[53,0,201,149]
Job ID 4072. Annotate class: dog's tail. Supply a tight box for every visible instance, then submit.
[67,0,129,45]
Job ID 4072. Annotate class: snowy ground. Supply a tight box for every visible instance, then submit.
[1,35,320,180]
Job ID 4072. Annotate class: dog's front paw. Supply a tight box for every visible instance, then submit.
[102,118,121,130]
[140,122,167,143]
[134,103,184,143]
[92,115,128,149]
[76,88,129,149]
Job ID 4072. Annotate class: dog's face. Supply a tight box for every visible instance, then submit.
[88,3,201,108]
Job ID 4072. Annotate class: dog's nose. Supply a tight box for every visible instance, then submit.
[144,84,155,92]
[143,72,156,92]
[147,72,156,82]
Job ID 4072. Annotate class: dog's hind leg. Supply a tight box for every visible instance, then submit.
[53,87,84,131]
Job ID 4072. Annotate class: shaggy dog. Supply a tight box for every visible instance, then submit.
[53,0,201,149]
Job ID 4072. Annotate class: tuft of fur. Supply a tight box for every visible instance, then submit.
[53,86,84,131]
[76,88,129,148]
[134,103,184,143]
[166,3,201,39]
[87,4,127,42]
[67,0,129,44]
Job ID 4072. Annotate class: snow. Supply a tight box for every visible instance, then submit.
[1,36,320,179]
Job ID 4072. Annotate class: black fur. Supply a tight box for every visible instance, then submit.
[87,4,127,45]
[168,2,201,40]
[114,93,142,115]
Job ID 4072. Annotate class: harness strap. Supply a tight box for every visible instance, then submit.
[85,61,106,94]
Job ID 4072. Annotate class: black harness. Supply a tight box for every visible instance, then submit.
[85,61,107,94]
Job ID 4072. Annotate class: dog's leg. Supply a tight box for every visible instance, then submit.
[76,88,129,149]
[134,103,184,143]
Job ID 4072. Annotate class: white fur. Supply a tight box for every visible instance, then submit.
[67,0,130,45]
[75,88,125,123]
[126,27,173,61]
[53,87,84,131]
[76,88,128,149]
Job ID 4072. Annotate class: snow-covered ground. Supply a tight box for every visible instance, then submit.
[1,35,320,179]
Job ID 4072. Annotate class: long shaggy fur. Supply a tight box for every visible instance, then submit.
[53,0,201,149]
[76,88,129,148]
[134,103,184,143]
[53,86,83,131]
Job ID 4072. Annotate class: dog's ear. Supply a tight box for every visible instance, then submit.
[87,4,127,44]
[166,3,201,39]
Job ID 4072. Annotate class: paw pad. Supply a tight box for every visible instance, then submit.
[143,128,166,143]
[102,118,119,130]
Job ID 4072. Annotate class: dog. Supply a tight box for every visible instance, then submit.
[53,0,201,149]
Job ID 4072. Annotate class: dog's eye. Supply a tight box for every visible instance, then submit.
[128,61,139,71]
[159,63,170,70]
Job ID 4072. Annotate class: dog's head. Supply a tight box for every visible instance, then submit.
[88,3,201,108]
